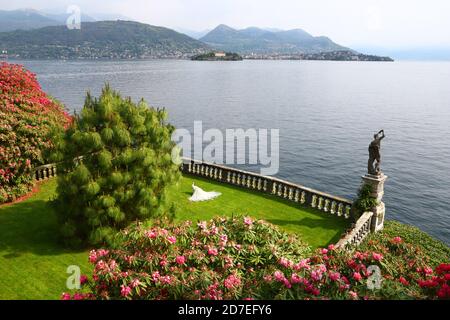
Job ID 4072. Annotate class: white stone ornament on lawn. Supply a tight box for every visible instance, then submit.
[189,183,221,202]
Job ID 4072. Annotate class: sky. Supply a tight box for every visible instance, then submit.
[2,0,450,50]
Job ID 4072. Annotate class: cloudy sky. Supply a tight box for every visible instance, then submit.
[2,0,450,49]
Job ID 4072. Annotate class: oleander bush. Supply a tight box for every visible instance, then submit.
[52,85,181,247]
[64,218,449,300]
[0,62,71,204]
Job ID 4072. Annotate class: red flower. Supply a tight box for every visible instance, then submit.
[352,272,362,281]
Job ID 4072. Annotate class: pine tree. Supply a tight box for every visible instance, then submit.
[53,85,181,247]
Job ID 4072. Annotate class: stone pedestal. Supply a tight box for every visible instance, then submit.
[361,173,388,233]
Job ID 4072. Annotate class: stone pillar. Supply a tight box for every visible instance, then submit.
[361,173,388,232]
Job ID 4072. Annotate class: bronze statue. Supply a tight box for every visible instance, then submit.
[368,130,385,175]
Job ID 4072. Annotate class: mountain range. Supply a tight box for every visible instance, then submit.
[0,21,209,59]
[200,24,349,54]
[0,9,129,32]
[0,9,393,60]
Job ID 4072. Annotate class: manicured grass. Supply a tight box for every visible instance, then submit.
[0,179,90,300]
[0,176,349,299]
[170,175,349,249]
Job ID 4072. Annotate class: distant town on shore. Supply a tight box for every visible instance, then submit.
[0,10,394,61]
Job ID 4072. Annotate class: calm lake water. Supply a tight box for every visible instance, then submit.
[8,59,450,245]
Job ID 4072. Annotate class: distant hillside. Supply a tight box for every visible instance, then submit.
[200,24,349,54]
[0,9,95,32]
[0,21,210,59]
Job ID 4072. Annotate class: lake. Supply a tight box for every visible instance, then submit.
[8,59,450,245]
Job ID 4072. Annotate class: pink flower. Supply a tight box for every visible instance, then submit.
[274,270,285,282]
[349,291,358,300]
[321,248,328,255]
[353,272,362,281]
[88,250,97,263]
[290,273,303,284]
[329,271,340,282]
[61,293,71,300]
[224,274,241,289]
[279,257,293,268]
[152,271,160,282]
[80,275,88,285]
[399,277,409,286]
[176,256,186,265]
[145,230,157,239]
[161,275,172,285]
[294,258,310,270]
[327,244,335,251]
[311,288,320,296]
[197,221,207,229]
[160,259,168,267]
[283,279,292,289]
[73,293,85,300]
[131,279,141,288]
[423,266,433,275]
[167,236,177,244]
[120,285,132,297]
[372,253,383,261]
[208,247,218,256]
[244,217,253,226]
[392,236,403,244]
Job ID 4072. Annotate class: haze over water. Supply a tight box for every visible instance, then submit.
[12,59,450,245]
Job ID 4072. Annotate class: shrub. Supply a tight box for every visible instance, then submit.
[63,216,311,300]
[65,219,449,300]
[352,184,378,220]
[52,85,181,247]
[0,62,71,204]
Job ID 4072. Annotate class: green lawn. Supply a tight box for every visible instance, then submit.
[0,176,349,300]
[170,175,349,248]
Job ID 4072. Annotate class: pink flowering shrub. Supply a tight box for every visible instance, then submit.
[66,216,310,300]
[65,219,449,300]
[0,62,71,203]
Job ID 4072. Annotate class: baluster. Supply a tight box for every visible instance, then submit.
[345,205,351,219]
[318,197,324,210]
[337,203,344,217]
[300,191,306,204]
[288,188,293,200]
[272,182,277,194]
[324,199,330,212]
[330,201,337,214]
[257,178,262,190]
[311,195,317,208]
[263,180,267,191]
[226,171,231,182]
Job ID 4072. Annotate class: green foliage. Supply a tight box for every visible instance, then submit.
[371,220,450,267]
[0,62,71,204]
[52,85,181,247]
[352,184,378,219]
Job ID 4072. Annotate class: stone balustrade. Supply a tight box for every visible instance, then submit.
[181,158,353,219]
[335,211,374,249]
[33,163,58,181]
